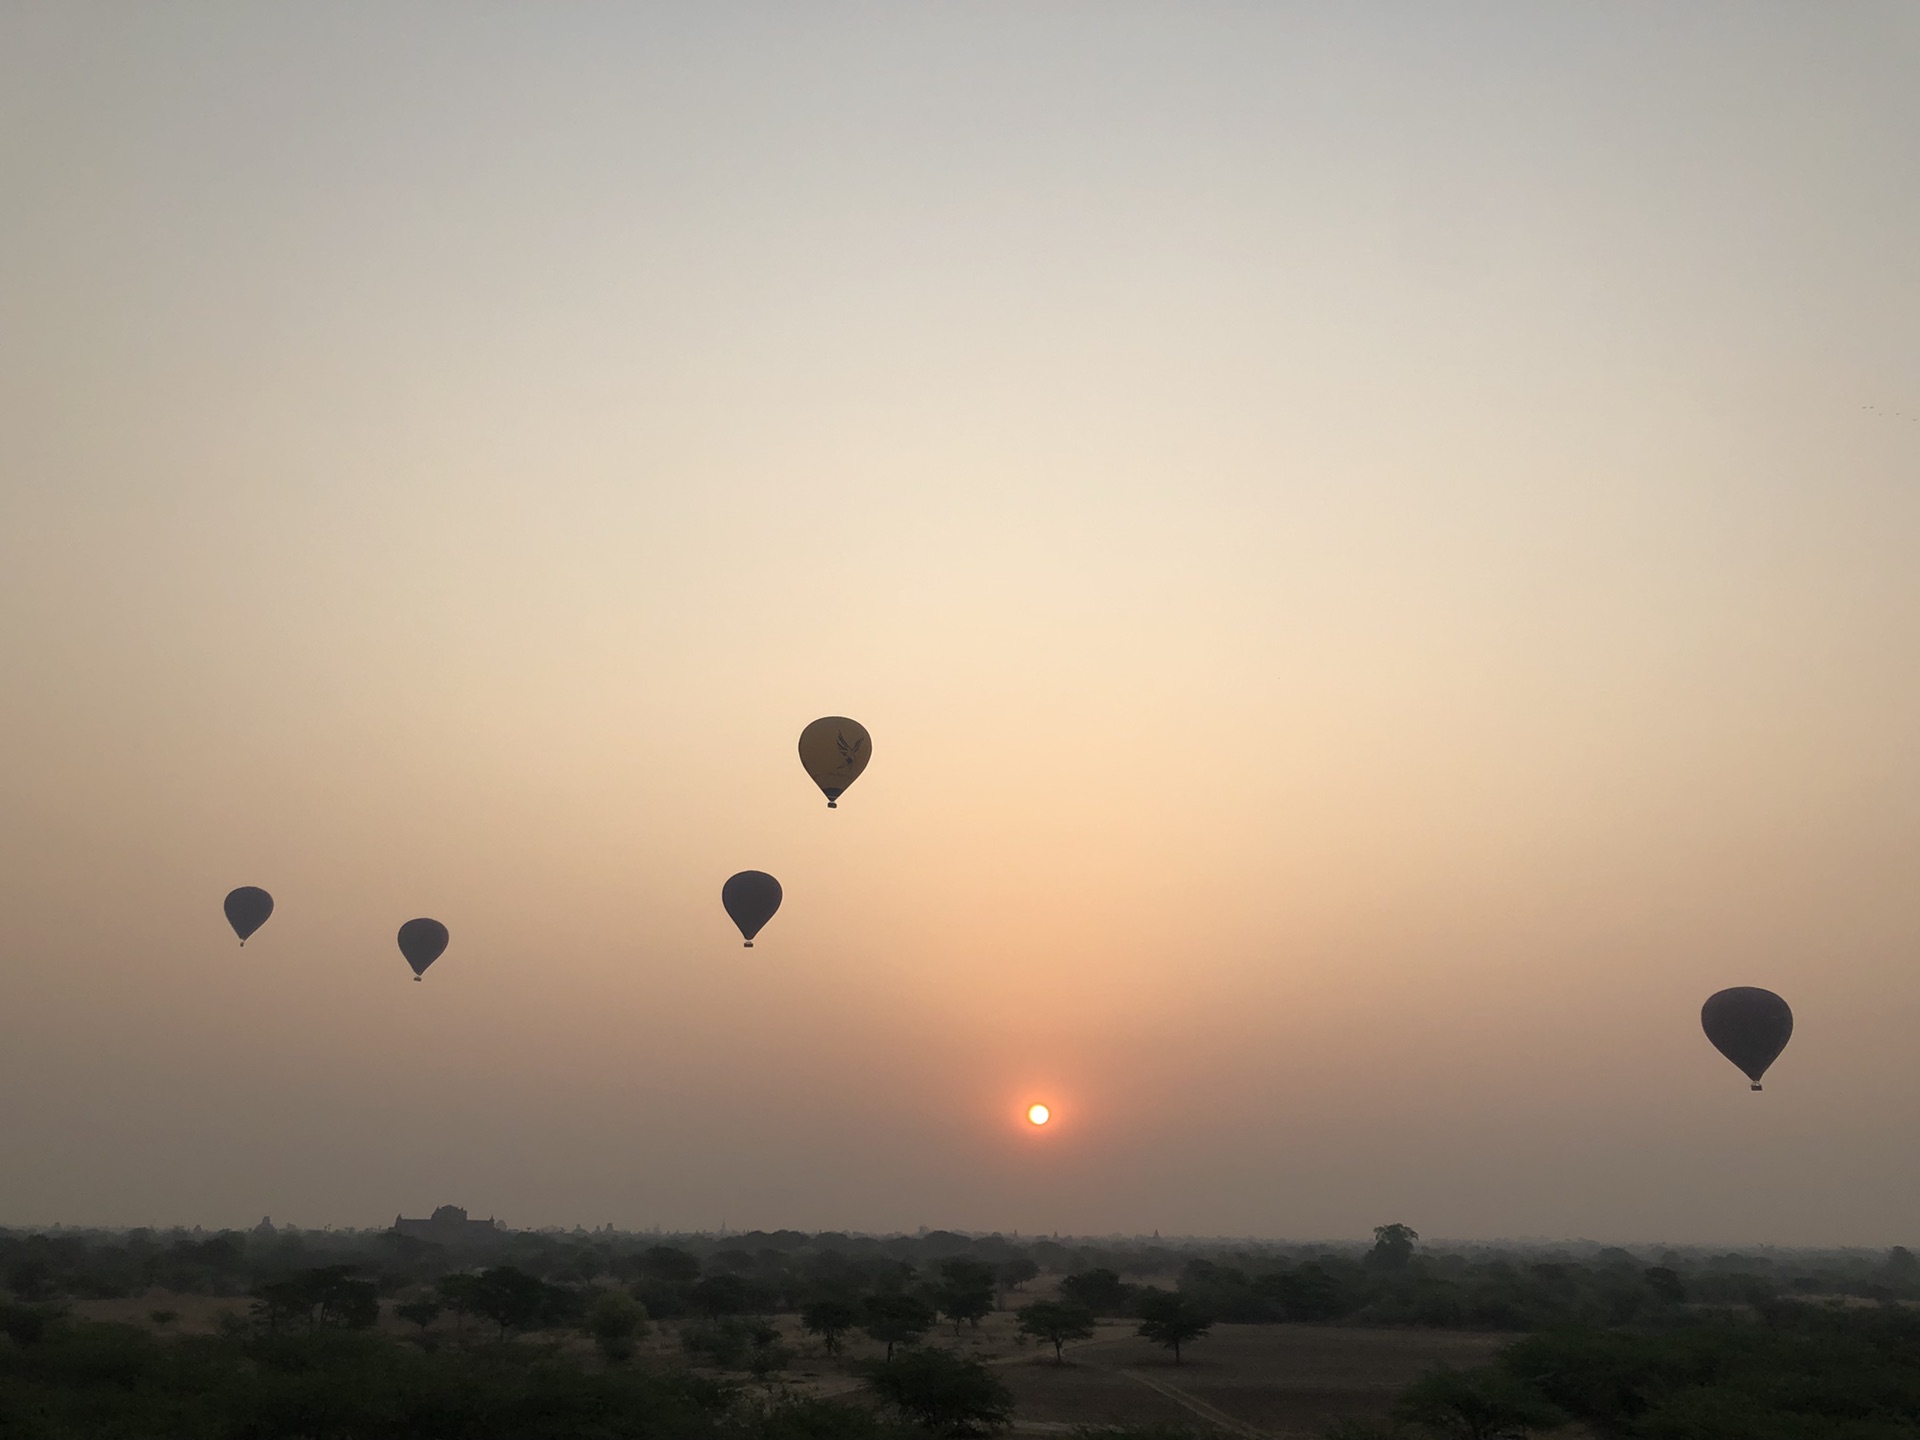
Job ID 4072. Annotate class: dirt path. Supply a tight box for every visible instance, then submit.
[1094,1360,1269,1438]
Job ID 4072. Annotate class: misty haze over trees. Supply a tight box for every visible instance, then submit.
[6,1217,1920,1436]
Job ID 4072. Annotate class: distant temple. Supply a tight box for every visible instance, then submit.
[392,1205,505,1242]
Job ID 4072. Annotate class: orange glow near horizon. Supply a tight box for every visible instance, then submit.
[0,6,1914,1246]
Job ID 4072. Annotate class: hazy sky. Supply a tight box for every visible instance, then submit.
[2,3,1916,1245]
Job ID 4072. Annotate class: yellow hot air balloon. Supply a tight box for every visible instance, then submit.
[798,717,871,808]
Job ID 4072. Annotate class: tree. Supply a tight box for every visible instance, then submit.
[863,1347,1014,1434]
[996,1256,1039,1298]
[468,1265,553,1339]
[935,1259,998,1333]
[801,1296,860,1355]
[250,1266,378,1332]
[862,1291,936,1361]
[639,1245,702,1283]
[394,1296,443,1337]
[1393,1365,1565,1440]
[585,1289,650,1363]
[689,1273,757,1317]
[7,1258,59,1302]
[1369,1224,1420,1271]
[1643,1266,1685,1304]
[1016,1300,1095,1363]
[1272,1261,1352,1321]
[437,1272,482,1336]
[1134,1289,1211,1363]
[1060,1268,1133,1317]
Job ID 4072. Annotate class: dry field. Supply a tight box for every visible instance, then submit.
[996,1322,1511,1437]
[72,1294,1512,1437]
[782,1314,1512,1438]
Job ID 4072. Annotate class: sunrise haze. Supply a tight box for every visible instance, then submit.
[1,3,1916,1245]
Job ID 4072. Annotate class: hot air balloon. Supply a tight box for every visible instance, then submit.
[722,871,782,947]
[398,918,449,981]
[799,717,871,808]
[223,886,274,946]
[1701,987,1793,1090]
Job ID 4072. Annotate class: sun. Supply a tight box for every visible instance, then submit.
[1027,1104,1051,1126]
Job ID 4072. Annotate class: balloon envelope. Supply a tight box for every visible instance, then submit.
[1701,986,1793,1090]
[798,717,871,808]
[223,886,274,945]
[398,918,449,980]
[722,871,782,946]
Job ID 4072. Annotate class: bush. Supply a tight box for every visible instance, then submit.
[585,1289,650,1362]
[863,1347,1013,1434]
[1392,1365,1564,1439]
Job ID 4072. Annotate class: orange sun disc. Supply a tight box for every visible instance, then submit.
[1027,1104,1051,1125]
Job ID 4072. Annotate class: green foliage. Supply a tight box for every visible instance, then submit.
[1134,1289,1212,1363]
[1392,1365,1564,1439]
[935,1259,998,1333]
[996,1256,1039,1293]
[1369,1225,1420,1271]
[393,1296,442,1335]
[1502,1302,1920,1438]
[584,1288,650,1362]
[462,1265,572,1338]
[249,1265,380,1332]
[0,1302,61,1349]
[1016,1300,1097,1361]
[863,1346,1014,1434]
[1060,1269,1134,1317]
[682,1314,776,1368]
[863,1291,937,1360]
[0,1313,901,1440]
[800,1295,860,1354]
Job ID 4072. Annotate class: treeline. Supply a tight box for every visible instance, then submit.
[0,1314,977,1440]
[6,1221,1919,1334]
[7,1293,1919,1439]
[1347,1300,1920,1440]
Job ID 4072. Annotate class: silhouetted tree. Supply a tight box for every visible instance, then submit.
[690,1273,758,1317]
[394,1296,442,1336]
[1643,1266,1685,1304]
[800,1296,860,1355]
[936,1258,998,1333]
[585,1289,650,1363]
[437,1272,481,1336]
[997,1256,1039,1298]
[1135,1289,1211,1363]
[1016,1300,1096,1362]
[1393,1364,1564,1440]
[1369,1224,1419,1270]
[863,1347,1013,1434]
[251,1266,378,1332]
[640,1245,702,1283]
[468,1265,552,1339]
[862,1291,936,1361]
[1060,1268,1133,1316]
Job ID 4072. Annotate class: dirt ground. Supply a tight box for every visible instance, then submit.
[995,1321,1510,1437]
[71,1293,1512,1437]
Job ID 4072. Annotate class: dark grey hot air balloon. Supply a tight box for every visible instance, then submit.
[224,886,274,946]
[397,918,449,981]
[799,717,871,808]
[722,871,782,947]
[1701,987,1793,1091]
